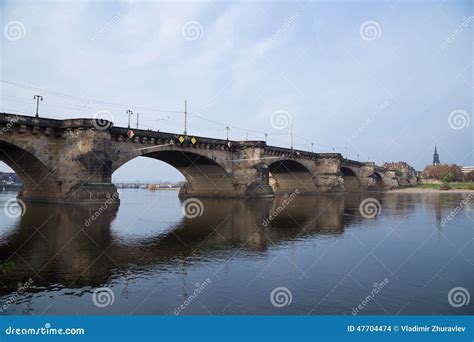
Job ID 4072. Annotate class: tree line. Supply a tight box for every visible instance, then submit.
[422,164,474,182]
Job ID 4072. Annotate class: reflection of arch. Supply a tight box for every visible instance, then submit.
[113,150,234,197]
[341,166,360,192]
[267,160,316,193]
[0,141,61,201]
[0,195,345,290]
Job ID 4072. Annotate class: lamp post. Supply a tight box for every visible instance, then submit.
[184,100,187,135]
[33,95,43,117]
[126,110,133,129]
[290,124,293,150]
[264,133,268,143]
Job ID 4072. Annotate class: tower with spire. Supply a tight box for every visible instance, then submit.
[433,146,440,166]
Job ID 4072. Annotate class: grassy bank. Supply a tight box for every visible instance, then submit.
[413,183,474,190]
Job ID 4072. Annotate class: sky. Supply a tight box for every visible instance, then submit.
[1,0,472,182]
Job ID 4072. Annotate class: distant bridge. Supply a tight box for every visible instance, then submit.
[0,113,417,204]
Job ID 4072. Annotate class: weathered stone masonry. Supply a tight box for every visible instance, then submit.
[0,113,414,204]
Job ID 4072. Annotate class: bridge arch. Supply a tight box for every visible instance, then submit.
[341,166,360,192]
[0,140,61,201]
[393,175,401,188]
[267,159,316,194]
[371,172,385,190]
[113,149,235,197]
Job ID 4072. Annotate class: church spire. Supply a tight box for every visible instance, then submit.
[433,146,440,166]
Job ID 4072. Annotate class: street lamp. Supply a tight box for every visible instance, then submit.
[33,95,43,117]
[184,100,187,135]
[126,110,133,128]
[290,124,293,150]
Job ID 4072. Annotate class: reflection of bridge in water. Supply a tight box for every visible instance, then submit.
[0,113,418,204]
[0,192,442,291]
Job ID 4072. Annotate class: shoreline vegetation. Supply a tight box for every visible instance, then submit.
[389,183,474,193]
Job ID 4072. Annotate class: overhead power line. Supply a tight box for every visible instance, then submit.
[0,79,345,151]
[0,80,182,114]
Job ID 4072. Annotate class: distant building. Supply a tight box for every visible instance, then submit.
[433,146,440,166]
[0,172,21,184]
[462,166,474,174]
[383,161,417,177]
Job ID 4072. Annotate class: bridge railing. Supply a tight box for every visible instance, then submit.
[2,113,391,167]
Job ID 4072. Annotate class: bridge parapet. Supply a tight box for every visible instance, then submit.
[0,113,103,130]
[341,158,365,167]
[0,113,407,204]
[110,126,236,148]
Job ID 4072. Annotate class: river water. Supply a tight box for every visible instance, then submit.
[0,189,472,315]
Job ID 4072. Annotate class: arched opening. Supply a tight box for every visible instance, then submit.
[113,150,235,197]
[268,160,316,194]
[0,141,61,201]
[341,167,360,192]
[371,172,385,190]
[394,176,401,187]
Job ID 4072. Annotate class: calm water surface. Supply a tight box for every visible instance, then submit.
[0,189,472,315]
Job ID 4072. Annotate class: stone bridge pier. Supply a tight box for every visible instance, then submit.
[0,113,412,204]
[0,116,118,204]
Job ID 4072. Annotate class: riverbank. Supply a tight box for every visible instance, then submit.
[414,182,474,190]
[389,187,474,194]
[0,184,22,191]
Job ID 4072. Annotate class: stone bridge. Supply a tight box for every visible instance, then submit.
[0,113,416,204]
